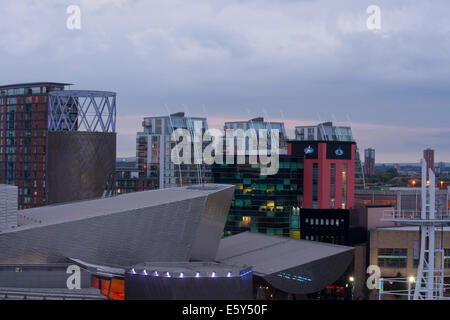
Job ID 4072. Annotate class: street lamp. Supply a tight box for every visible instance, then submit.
[408,276,415,300]
[348,276,355,300]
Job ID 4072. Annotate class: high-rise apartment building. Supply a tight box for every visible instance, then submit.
[224,117,289,154]
[364,148,375,176]
[136,112,211,189]
[295,121,365,189]
[0,82,116,209]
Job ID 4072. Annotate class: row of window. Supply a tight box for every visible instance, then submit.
[304,217,345,227]
[304,235,345,244]
[377,248,450,268]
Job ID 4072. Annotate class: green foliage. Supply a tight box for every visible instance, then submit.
[366,168,405,186]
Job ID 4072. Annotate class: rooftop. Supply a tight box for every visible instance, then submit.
[216,232,354,276]
[9,184,231,233]
[0,82,72,89]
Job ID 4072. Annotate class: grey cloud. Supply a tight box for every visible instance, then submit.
[0,0,449,161]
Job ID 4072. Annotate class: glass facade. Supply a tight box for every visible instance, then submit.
[136,114,211,188]
[212,154,303,237]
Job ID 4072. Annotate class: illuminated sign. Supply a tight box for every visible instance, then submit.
[304,146,314,154]
[335,147,344,156]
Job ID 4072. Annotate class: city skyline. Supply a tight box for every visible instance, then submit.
[1,1,450,163]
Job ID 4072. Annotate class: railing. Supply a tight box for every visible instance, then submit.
[382,209,450,221]
[379,276,450,300]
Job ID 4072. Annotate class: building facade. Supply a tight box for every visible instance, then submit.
[136,112,211,189]
[295,122,365,190]
[289,140,355,210]
[370,227,450,283]
[212,154,303,237]
[115,160,157,195]
[0,82,116,209]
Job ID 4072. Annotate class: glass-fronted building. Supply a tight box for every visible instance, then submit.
[136,112,211,189]
[212,154,303,237]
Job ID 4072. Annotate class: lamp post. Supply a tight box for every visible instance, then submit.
[349,276,354,300]
[408,276,415,300]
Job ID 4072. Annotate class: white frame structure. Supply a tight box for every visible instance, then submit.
[48,90,116,132]
[382,158,450,300]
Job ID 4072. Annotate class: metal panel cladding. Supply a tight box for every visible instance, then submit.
[46,131,116,204]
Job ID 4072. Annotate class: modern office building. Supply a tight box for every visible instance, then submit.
[0,82,116,208]
[0,184,355,300]
[295,122,365,190]
[212,117,297,237]
[136,112,211,189]
[364,148,376,176]
[212,154,303,237]
[287,140,356,246]
[423,148,435,179]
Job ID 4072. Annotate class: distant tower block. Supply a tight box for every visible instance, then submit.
[0,184,18,230]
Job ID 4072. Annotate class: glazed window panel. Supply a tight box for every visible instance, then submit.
[378,248,407,268]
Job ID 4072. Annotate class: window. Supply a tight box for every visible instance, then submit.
[378,248,407,268]
[312,163,318,208]
[342,164,347,209]
[445,249,450,269]
[330,163,336,208]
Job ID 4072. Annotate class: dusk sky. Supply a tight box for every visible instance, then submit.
[1,0,449,163]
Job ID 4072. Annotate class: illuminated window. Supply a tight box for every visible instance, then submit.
[330,163,336,208]
[342,164,347,209]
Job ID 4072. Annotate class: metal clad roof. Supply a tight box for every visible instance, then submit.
[12,184,231,231]
[217,232,354,275]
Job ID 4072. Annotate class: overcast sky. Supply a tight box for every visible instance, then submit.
[1,0,449,162]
